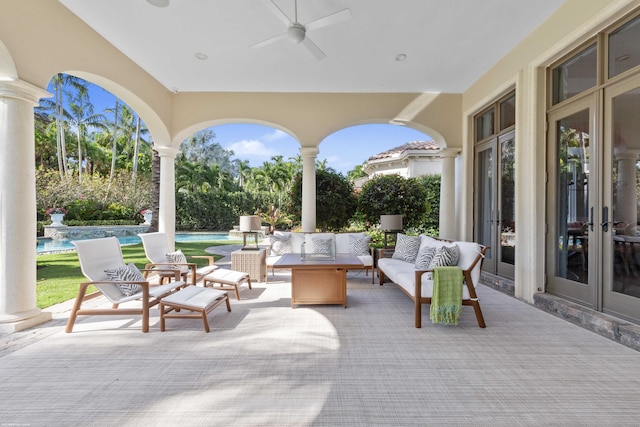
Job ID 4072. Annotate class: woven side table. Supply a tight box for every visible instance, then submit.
[231,248,267,282]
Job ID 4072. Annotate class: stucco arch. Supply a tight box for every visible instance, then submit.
[172,118,301,149]
[0,40,18,81]
[317,119,448,152]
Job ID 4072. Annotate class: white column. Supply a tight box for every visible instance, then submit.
[155,146,179,251]
[615,149,640,235]
[0,79,52,332]
[438,148,460,240]
[300,147,318,232]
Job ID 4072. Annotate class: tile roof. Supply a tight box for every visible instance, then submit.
[367,140,440,161]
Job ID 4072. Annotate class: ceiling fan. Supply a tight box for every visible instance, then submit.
[250,0,352,60]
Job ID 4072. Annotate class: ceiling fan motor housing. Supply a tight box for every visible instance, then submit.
[288,24,305,43]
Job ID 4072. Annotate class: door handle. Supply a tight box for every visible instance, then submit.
[600,206,610,232]
[588,206,594,232]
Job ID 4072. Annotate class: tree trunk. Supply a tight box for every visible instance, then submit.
[150,148,161,232]
[132,115,141,185]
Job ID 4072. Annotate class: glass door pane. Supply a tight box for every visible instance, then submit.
[604,81,640,321]
[547,98,595,306]
[498,132,515,275]
[476,142,495,273]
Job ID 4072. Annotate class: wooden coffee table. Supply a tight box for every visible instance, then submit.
[274,253,363,308]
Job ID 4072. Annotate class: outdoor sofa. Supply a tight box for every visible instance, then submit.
[377,234,489,328]
[266,231,375,283]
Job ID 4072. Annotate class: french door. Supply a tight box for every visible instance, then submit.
[547,78,640,322]
[546,96,597,306]
[475,130,515,278]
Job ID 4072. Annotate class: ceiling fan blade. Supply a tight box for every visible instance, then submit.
[305,8,352,32]
[302,37,327,60]
[261,0,293,26]
[250,31,288,49]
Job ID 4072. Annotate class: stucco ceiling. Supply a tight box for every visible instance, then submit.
[59,0,566,93]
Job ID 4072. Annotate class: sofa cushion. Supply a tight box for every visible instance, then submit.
[312,236,334,255]
[425,244,460,279]
[270,233,292,256]
[349,234,371,255]
[414,245,436,270]
[392,233,421,263]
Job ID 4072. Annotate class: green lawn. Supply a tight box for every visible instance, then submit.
[36,241,233,309]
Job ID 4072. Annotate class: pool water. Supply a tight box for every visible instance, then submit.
[37,232,238,253]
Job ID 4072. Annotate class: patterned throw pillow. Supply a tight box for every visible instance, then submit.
[166,250,189,273]
[414,245,436,270]
[313,237,334,255]
[104,263,145,296]
[392,233,421,263]
[426,245,460,279]
[270,234,292,256]
[349,234,371,255]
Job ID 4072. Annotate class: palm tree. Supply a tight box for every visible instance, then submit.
[235,159,251,189]
[66,89,106,182]
[38,73,88,178]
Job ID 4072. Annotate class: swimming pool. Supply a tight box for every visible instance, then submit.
[36,232,239,254]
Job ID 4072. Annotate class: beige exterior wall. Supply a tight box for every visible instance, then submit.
[461,0,640,302]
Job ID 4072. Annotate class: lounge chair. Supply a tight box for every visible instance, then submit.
[66,237,185,333]
[139,232,218,286]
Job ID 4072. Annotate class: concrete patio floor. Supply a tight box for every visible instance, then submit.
[1,254,639,426]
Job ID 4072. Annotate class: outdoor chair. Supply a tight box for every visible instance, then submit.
[139,232,218,286]
[66,237,185,333]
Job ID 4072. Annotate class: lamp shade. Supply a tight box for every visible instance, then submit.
[239,215,261,232]
[380,214,403,231]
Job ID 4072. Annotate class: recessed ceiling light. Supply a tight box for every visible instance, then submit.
[395,53,407,62]
[146,0,169,8]
[195,53,208,60]
[171,87,179,93]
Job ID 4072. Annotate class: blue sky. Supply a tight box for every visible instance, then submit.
[82,82,431,175]
[215,123,430,175]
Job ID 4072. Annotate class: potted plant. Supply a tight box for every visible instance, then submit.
[140,209,152,225]
[46,207,67,227]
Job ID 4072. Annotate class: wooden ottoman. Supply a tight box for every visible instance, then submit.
[159,286,230,332]
[203,269,252,300]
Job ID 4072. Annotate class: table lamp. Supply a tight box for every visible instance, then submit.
[239,215,262,250]
[380,214,403,248]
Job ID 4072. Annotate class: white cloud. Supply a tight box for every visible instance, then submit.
[263,129,289,142]
[226,139,278,159]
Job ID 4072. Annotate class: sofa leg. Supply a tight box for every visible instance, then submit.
[471,301,486,328]
[414,299,422,328]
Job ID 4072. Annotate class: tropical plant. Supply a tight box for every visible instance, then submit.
[358,174,428,230]
[288,169,357,231]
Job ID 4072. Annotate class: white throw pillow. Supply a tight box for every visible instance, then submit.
[104,263,145,296]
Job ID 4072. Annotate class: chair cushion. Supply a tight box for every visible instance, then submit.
[104,263,144,296]
[166,249,189,273]
[392,234,421,263]
[270,233,292,256]
[349,234,371,255]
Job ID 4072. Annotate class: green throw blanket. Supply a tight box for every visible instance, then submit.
[430,266,463,326]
